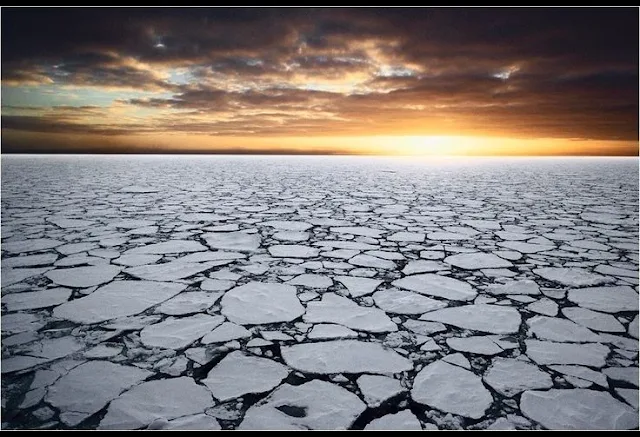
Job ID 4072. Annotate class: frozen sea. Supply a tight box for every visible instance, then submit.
[1,155,638,430]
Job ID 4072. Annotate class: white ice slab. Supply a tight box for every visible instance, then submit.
[141,314,224,349]
[525,340,609,367]
[483,358,553,397]
[126,240,208,254]
[203,351,289,401]
[412,360,493,419]
[533,268,613,287]
[562,307,626,332]
[203,232,261,251]
[99,377,214,429]
[520,389,638,430]
[53,280,187,324]
[46,265,121,288]
[445,252,513,269]
[392,273,476,301]
[335,276,382,297]
[282,340,412,374]
[201,322,251,344]
[221,281,304,325]
[567,286,639,313]
[46,361,151,426]
[304,293,397,333]
[420,304,521,334]
[356,374,405,407]
[239,380,366,430]
[365,410,422,430]
[3,287,71,311]
[373,289,448,314]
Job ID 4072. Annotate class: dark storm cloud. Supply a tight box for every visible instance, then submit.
[1,7,638,144]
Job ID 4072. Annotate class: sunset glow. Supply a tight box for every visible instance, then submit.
[1,8,638,155]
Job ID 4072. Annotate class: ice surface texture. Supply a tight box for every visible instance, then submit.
[1,156,638,430]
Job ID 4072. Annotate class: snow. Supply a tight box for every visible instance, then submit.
[287,274,333,289]
[525,340,609,367]
[548,365,608,388]
[156,291,220,315]
[567,286,639,313]
[113,254,162,267]
[533,268,613,287]
[387,232,424,242]
[46,361,151,426]
[527,316,602,342]
[202,351,289,401]
[412,360,493,419]
[3,287,71,311]
[3,156,638,430]
[497,241,554,253]
[446,336,504,355]
[53,280,187,324]
[308,324,358,340]
[203,232,261,251]
[356,374,404,407]
[602,367,639,387]
[373,289,448,314]
[526,298,558,316]
[260,331,294,341]
[46,265,121,288]
[1,312,46,334]
[262,220,313,231]
[561,307,625,332]
[442,353,471,370]
[149,414,221,430]
[420,304,521,334]
[616,389,639,410]
[303,293,397,333]
[365,410,422,430]
[594,264,638,278]
[402,260,444,274]
[99,377,214,429]
[348,254,396,269]
[221,282,304,325]
[445,252,513,269]
[365,250,405,260]
[125,261,218,281]
[239,380,366,430]
[483,358,553,397]
[175,250,245,263]
[2,253,58,268]
[331,226,384,238]
[487,280,540,295]
[392,273,477,301]
[200,278,235,292]
[281,340,412,374]
[274,231,309,241]
[399,323,442,339]
[520,389,638,430]
[140,314,224,349]
[268,245,320,258]
[84,344,123,358]
[126,240,208,254]
[201,322,251,344]
[57,242,97,255]
[3,238,63,253]
[335,276,382,297]
[1,356,49,374]
[321,249,360,259]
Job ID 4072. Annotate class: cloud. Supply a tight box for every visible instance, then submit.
[1,8,637,147]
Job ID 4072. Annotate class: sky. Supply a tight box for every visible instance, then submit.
[1,7,638,155]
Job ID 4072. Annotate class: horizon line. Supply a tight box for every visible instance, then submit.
[2,152,638,158]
